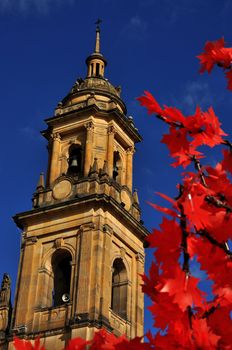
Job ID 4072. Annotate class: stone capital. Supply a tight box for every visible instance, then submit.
[107,125,116,135]
[25,236,38,246]
[84,121,94,131]
[51,132,61,141]
[103,224,113,236]
[126,146,135,155]
[136,252,144,264]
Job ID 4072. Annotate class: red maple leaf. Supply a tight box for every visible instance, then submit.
[64,337,88,350]
[148,201,179,218]
[197,37,232,73]
[141,261,160,301]
[186,106,227,148]
[208,306,232,348]
[160,266,206,311]
[221,149,232,175]
[191,318,221,349]
[14,338,46,350]
[137,91,164,116]
[148,292,184,330]
[115,337,152,350]
[147,217,182,274]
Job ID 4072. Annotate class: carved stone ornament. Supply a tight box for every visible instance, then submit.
[107,125,115,135]
[126,146,135,154]
[52,179,72,200]
[51,132,61,141]
[0,274,11,307]
[54,238,64,249]
[84,121,94,131]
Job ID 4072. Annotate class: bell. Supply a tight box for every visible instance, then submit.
[68,155,79,174]
[70,156,78,168]
[113,165,118,179]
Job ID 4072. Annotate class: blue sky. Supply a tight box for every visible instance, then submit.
[1,0,232,335]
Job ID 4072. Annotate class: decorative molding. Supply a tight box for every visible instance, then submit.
[25,237,38,245]
[120,247,126,258]
[80,222,95,232]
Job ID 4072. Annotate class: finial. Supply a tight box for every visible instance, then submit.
[94,19,102,53]
[89,158,99,178]
[100,160,109,179]
[133,189,139,205]
[36,172,45,192]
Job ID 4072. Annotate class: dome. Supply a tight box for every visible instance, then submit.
[69,76,121,98]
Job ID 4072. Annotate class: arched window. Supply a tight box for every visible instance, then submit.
[67,144,82,177]
[113,151,122,182]
[52,250,72,307]
[111,258,128,319]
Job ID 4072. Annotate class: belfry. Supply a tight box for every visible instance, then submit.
[0,24,148,350]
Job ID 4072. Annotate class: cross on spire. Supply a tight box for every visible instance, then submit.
[95,18,102,31]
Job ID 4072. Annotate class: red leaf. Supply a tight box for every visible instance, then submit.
[147,218,181,274]
[221,149,232,175]
[14,338,45,350]
[148,201,179,218]
[137,91,163,115]
[191,318,220,349]
[160,266,206,311]
[197,37,232,73]
[64,338,88,350]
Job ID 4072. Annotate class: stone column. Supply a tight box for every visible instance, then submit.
[100,225,113,324]
[84,122,94,176]
[14,237,38,329]
[107,126,115,178]
[126,146,134,191]
[49,133,61,185]
[135,252,145,337]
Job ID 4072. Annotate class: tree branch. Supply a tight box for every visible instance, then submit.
[191,155,207,187]
[179,204,190,273]
[196,228,232,256]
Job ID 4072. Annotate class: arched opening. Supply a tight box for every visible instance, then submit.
[111,258,128,319]
[113,151,122,182]
[96,63,100,76]
[52,250,72,307]
[67,144,82,177]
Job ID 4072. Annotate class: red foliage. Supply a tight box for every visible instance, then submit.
[14,338,46,350]
[138,93,226,168]
[197,37,232,90]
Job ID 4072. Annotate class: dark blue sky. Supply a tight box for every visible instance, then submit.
[1,0,232,335]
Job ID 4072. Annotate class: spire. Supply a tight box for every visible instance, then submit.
[86,20,107,78]
[95,19,102,53]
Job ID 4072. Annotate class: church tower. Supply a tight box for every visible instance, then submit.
[2,25,148,350]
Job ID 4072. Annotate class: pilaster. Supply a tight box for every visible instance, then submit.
[107,126,115,178]
[126,146,134,191]
[49,133,61,185]
[84,122,94,176]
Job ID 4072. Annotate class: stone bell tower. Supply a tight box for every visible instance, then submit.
[5,24,148,350]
